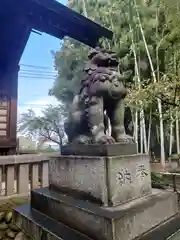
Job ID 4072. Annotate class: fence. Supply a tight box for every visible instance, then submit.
[0,153,179,199]
[150,161,180,173]
[0,153,59,198]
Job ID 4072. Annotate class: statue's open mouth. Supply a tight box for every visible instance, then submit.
[98,58,118,67]
[109,58,119,67]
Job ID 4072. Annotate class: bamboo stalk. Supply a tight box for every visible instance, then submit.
[175,111,180,154]
[129,22,147,153]
[147,109,152,152]
[169,114,173,156]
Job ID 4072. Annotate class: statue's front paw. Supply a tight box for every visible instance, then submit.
[73,135,92,144]
[95,134,115,144]
[116,134,134,143]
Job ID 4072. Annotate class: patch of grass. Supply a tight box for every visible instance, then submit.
[169,154,180,160]
[0,196,28,212]
[151,172,169,189]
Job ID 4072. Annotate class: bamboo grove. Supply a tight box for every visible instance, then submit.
[49,0,180,165]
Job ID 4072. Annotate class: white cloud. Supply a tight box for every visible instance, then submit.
[18,96,59,117]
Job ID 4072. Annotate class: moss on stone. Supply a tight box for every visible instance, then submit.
[0,197,28,239]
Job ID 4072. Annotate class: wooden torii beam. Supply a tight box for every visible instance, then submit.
[0,0,113,64]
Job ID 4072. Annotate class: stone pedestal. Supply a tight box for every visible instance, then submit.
[49,154,151,206]
[61,142,137,156]
[14,143,180,240]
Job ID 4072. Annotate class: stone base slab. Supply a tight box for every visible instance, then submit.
[14,204,93,240]
[31,187,178,240]
[49,154,151,206]
[138,214,180,240]
[61,142,137,156]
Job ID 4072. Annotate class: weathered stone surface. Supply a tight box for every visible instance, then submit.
[61,143,137,156]
[14,232,28,240]
[6,229,16,238]
[5,212,12,223]
[49,154,151,206]
[0,207,25,239]
[31,187,178,240]
[0,232,3,239]
[139,214,180,240]
[9,223,19,232]
[0,212,5,221]
[0,222,8,230]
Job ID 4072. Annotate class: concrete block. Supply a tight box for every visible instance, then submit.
[49,154,151,206]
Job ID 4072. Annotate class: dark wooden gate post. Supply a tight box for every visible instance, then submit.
[0,65,19,154]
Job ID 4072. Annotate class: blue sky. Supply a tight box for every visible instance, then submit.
[18,0,67,116]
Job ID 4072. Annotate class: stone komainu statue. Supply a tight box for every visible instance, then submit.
[64,47,133,144]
